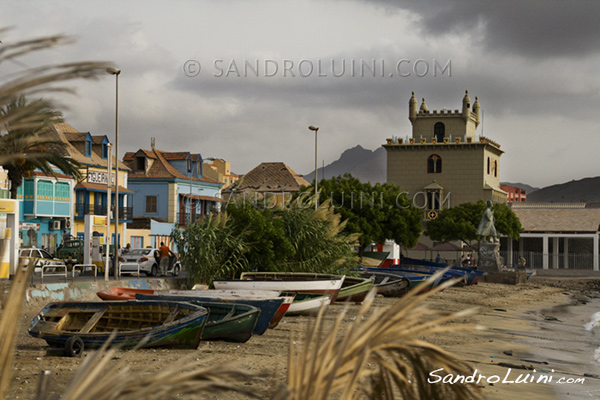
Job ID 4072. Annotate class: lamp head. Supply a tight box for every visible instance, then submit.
[106,67,121,75]
[308,125,319,131]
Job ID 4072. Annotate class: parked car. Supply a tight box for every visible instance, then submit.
[120,248,181,277]
[19,248,66,273]
[55,239,116,271]
[55,239,86,265]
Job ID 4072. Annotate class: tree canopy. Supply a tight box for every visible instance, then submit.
[424,200,523,248]
[302,174,422,252]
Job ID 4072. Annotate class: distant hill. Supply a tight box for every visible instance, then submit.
[501,182,539,194]
[527,177,600,202]
[303,145,386,184]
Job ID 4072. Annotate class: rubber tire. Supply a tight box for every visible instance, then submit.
[151,264,159,277]
[64,336,84,357]
[172,264,181,277]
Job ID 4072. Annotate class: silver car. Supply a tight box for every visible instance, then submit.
[120,248,181,277]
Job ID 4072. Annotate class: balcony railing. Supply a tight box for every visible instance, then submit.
[75,203,132,221]
[176,212,204,226]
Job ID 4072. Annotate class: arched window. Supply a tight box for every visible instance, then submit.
[433,122,445,142]
[427,154,442,173]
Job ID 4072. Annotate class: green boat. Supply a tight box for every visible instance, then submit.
[336,276,375,302]
[181,301,260,343]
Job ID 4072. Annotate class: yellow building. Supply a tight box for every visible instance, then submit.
[385,90,506,215]
[384,91,507,258]
[202,158,238,189]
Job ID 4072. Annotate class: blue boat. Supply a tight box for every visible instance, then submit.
[360,267,448,292]
[136,293,282,336]
[400,257,486,285]
[28,300,209,356]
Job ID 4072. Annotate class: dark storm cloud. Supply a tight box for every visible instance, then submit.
[364,0,600,59]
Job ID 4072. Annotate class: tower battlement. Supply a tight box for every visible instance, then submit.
[408,90,480,141]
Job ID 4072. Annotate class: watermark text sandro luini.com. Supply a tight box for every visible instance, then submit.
[428,368,585,385]
[183,58,451,78]
[224,191,451,210]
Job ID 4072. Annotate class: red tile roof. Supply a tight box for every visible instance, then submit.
[124,149,220,184]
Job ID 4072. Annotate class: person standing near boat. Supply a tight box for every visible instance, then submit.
[159,242,170,276]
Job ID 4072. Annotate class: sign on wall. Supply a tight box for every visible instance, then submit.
[88,170,115,185]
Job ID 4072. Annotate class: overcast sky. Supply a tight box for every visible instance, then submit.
[2,0,600,188]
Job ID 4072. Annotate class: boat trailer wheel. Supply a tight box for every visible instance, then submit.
[64,336,84,357]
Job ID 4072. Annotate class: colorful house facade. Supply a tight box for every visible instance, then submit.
[123,144,222,248]
[17,122,132,253]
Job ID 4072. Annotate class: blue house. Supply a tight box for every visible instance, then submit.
[123,145,222,247]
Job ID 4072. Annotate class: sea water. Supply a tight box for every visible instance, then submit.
[514,296,600,399]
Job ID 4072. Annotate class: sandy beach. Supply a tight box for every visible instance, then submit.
[6,277,600,399]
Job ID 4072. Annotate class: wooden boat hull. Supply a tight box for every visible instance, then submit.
[136,293,282,336]
[230,272,346,303]
[359,271,411,297]
[184,301,259,343]
[335,276,374,302]
[268,294,294,329]
[28,300,208,350]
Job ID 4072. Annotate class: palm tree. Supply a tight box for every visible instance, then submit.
[0,29,110,399]
[0,95,82,198]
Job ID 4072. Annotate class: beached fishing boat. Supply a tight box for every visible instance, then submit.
[400,257,485,285]
[360,267,447,293]
[178,301,259,342]
[268,293,294,328]
[284,293,332,315]
[28,300,209,356]
[335,276,374,302]
[384,265,466,286]
[224,272,346,303]
[136,292,283,335]
[238,272,371,302]
[359,271,411,297]
[96,287,157,301]
[159,289,294,330]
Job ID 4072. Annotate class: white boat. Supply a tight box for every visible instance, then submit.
[164,289,282,299]
[286,293,332,315]
[214,274,345,304]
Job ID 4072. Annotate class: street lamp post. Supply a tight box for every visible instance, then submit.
[308,125,319,209]
[107,67,120,278]
[105,143,112,281]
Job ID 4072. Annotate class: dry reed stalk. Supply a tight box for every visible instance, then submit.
[0,255,34,399]
[275,273,484,400]
[59,345,264,400]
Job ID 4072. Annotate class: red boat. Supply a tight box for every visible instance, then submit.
[96,287,157,301]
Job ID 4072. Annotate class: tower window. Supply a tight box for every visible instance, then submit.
[487,157,490,174]
[427,154,442,173]
[433,122,445,142]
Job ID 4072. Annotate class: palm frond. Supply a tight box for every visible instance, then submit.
[276,278,483,400]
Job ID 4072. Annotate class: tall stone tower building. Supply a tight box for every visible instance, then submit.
[385,91,506,219]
